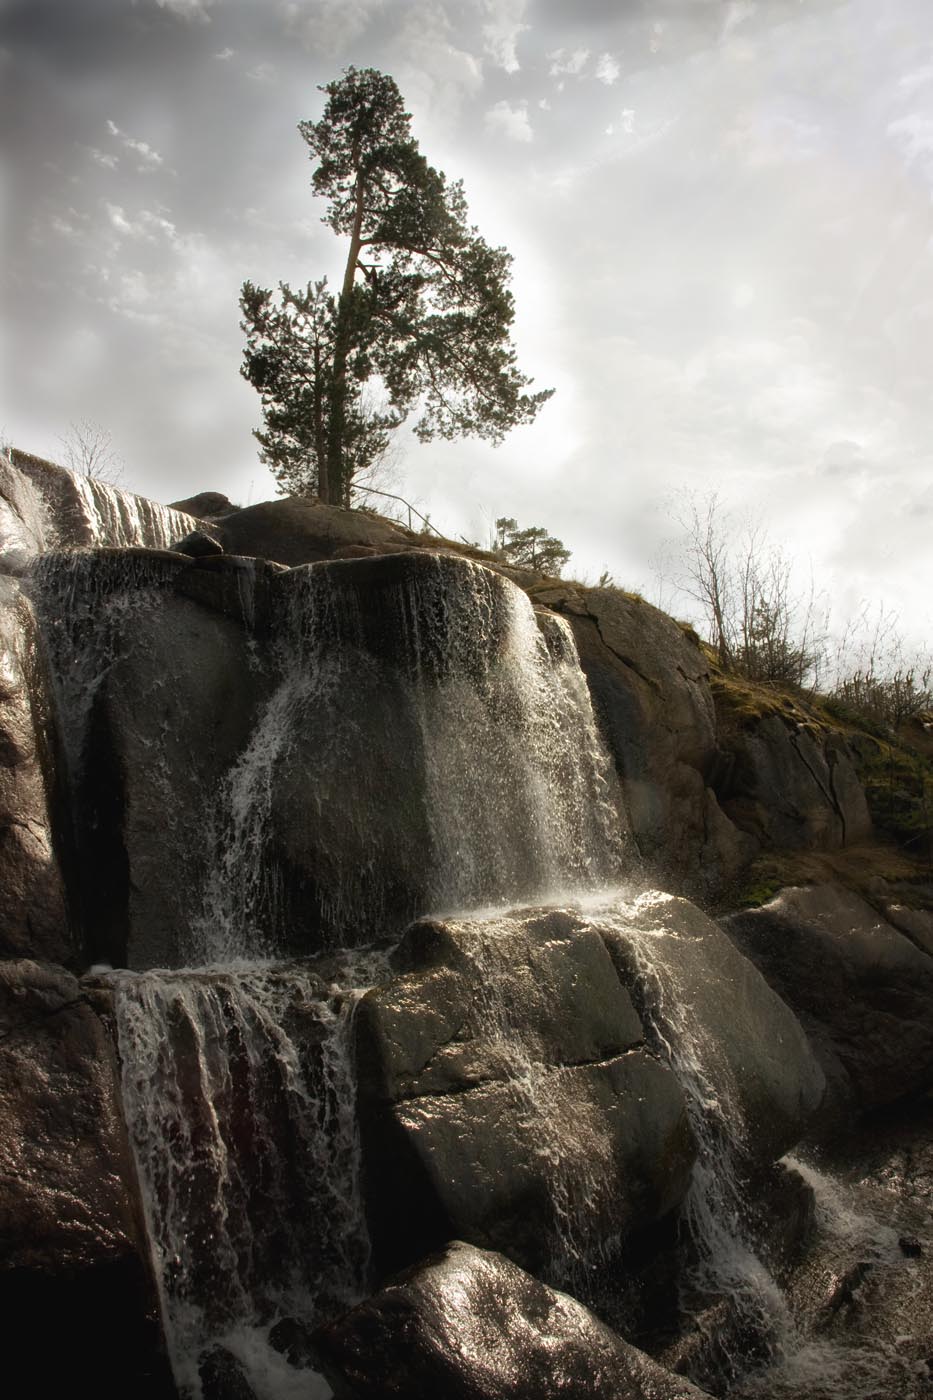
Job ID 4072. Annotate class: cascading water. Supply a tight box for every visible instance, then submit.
[84,550,630,1398]
[585,894,793,1384]
[574,893,932,1400]
[69,473,198,551]
[112,950,388,1399]
[194,554,627,963]
[25,508,924,1400]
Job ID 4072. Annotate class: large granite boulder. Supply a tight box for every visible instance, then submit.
[589,891,826,1166]
[213,496,415,565]
[314,1240,713,1400]
[355,908,695,1279]
[0,576,71,964]
[0,959,171,1397]
[712,714,872,851]
[526,582,754,897]
[722,884,933,1119]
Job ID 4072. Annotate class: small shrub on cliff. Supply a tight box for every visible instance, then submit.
[492,517,571,576]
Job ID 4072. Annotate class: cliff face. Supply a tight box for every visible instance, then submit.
[1,457,931,1400]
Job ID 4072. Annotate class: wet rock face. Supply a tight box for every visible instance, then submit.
[50,551,267,968]
[355,908,695,1279]
[722,884,933,1117]
[0,959,171,1397]
[0,577,71,964]
[68,550,626,965]
[313,1240,714,1400]
[522,583,757,898]
[597,892,827,1166]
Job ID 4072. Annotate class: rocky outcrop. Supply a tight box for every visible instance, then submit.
[722,884,933,1119]
[213,496,415,565]
[355,909,695,1278]
[592,891,826,1165]
[168,490,238,519]
[314,1240,713,1400]
[0,959,171,1397]
[712,713,872,852]
[0,577,71,964]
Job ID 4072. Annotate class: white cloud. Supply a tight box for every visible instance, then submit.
[103,202,181,247]
[485,99,533,144]
[482,0,528,74]
[246,62,276,83]
[279,0,383,55]
[88,147,119,169]
[213,46,235,60]
[106,120,165,171]
[153,0,217,20]
[548,47,589,78]
[595,53,620,86]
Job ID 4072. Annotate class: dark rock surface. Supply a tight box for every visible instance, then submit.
[75,559,267,967]
[172,526,224,557]
[712,714,872,852]
[0,577,71,964]
[0,959,171,1397]
[314,1240,713,1400]
[722,884,933,1118]
[198,1345,259,1400]
[214,496,414,565]
[596,892,826,1166]
[168,489,238,518]
[356,908,695,1278]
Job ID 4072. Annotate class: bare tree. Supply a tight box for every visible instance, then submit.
[668,493,826,687]
[58,419,125,485]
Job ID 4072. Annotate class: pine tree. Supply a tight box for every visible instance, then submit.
[241,67,552,506]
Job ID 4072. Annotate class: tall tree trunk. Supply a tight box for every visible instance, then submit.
[326,164,366,506]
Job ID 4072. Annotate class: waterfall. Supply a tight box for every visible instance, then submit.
[70,474,198,551]
[29,549,181,776]
[194,554,627,961]
[113,950,387,1400]
[583,894,792,1384]
[439,912,622,1287]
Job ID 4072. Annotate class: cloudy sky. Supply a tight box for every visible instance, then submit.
[2,0,932,649]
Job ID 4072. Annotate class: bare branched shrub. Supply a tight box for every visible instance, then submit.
[58,419,125,485]
[830,604,933,728]
[669,494,826,687]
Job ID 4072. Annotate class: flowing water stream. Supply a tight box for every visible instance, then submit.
[17,478,929,1400]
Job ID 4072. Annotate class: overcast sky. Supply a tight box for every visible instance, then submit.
[2,0,932,650]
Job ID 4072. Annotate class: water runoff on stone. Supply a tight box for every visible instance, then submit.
[103,552,630,1398]
[24,483,921,1400]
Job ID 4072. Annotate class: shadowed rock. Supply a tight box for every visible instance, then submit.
[722,883,933,1119]
[0,959,171,1397]
[313,1240,714,1400]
